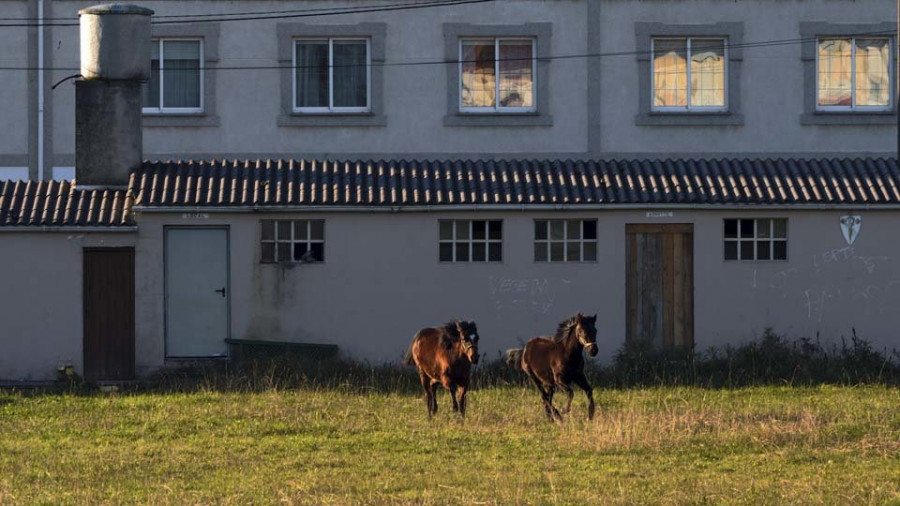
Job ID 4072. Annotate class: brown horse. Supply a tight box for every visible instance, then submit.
[404,320,480,418]
[506,313,598,422]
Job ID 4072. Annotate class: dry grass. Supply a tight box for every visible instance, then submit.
[0,386,898,505]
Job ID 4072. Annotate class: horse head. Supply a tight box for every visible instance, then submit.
[455,320,480,364]
[575,313,598,357]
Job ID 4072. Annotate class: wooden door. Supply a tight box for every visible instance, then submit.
[83,248,135,381]
[626,224,693,348]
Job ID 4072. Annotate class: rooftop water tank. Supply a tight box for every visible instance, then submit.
[79,4,154,81]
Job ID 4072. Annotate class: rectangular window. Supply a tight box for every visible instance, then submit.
[260,220,325,263]
[460,38,535,113]
[294,38,370,112]
[652,38,726,111]
[439,220,502,262]
[817,37,891,111]
[142,39,203,113]
[534,219,598,262]
[724,218,787,261]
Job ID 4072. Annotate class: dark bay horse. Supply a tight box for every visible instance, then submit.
[506,313,598,422]
[405,320,480,418]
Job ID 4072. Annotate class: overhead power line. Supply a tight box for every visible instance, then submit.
[0,0,478,21]
[0,0,494,27]
[0,29,893,73]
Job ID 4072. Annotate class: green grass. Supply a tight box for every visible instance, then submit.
[0,386,898,505]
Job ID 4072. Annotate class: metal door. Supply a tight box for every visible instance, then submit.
[165,228,229,358]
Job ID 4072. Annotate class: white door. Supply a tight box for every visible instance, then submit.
[165,228,229,358]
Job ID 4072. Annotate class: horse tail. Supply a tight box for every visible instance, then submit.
[403,335,419,366]
[505,348,525,372]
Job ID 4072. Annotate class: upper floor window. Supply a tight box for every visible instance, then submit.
[261,219,325,263]
[817,38,891,111]
[459,38,535,113]
[534,219,597,262]
[439,220,502,262]
[142,39,203,113]
[294,38,370,113]
[724,218,787,261]
[652,38,726,111]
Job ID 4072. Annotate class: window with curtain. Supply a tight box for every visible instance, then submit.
[651,37,726,111]
[817,37,891,110]
[142,39,203,113]
[460,38,535,112]
[294,38,370,112]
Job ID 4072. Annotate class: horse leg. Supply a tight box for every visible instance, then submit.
[430,381,440,416]
[420,373,434,419]
[526,371,556,422]
[556,378,575,415]
[457,385,468,418]
[546,386,563,422]
[573,373,595,421]
[441,373,458,413]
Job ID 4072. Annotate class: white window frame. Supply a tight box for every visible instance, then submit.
[439,220,503,263]
[650,37,728,112]
[143,38,204,115]
[260,219,325,263]
[292,37,371,114]
[458,37,537,114]
[723,218,788,262]
[816,37,893,112]
[534,219,598,263]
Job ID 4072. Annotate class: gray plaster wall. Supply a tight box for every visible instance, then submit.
[40,0,587,166]
[0,232,136,381]
[591,0,896,157]
[133,209,900,374]
[4,0,893,177]
[0,1,30,159]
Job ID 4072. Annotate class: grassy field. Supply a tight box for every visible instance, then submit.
[0,385,898,505]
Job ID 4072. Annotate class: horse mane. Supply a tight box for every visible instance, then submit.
[440,321,463,339]
[552,314,582,342]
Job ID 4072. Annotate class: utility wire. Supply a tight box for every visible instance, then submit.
[0,0,494,27]
[0,0,479,20]
[0,29,893,72]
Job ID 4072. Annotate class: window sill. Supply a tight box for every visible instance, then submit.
[800,111,896,126]
[443,113,553,127]
[635,112,744,126]
[277,113,386,127]
[142,114,220,128]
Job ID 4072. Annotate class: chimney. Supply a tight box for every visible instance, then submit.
[75,4,153,187]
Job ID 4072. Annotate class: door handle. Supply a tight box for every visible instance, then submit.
[215,287,226,298]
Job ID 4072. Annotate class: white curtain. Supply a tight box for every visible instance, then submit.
[332,41,368,108]
[162,41,201,109]
[295,41,329,108]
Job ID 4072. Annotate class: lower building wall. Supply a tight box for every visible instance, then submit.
[134,209,900,372]
[0,232,136,382]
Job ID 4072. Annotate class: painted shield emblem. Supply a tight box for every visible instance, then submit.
[839,215,861,246]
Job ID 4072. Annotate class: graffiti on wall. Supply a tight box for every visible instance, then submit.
[751,215,900,323]
[488,276,571,314]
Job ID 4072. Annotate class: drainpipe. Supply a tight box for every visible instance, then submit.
[37,0,44,180]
